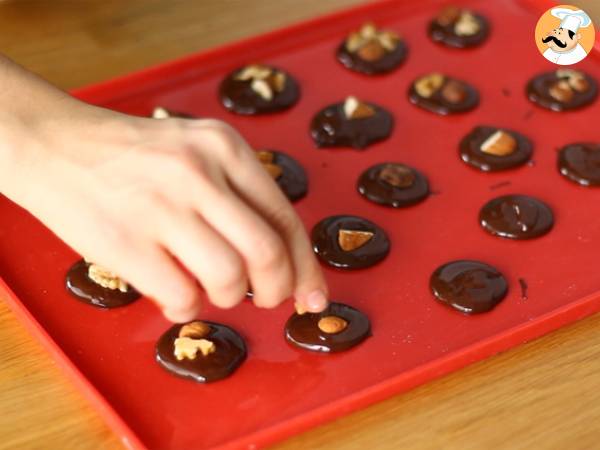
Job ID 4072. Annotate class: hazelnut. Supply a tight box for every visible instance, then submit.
[152,107,171,119]
[256,150,275,164]
[338,229,374,251]
[174,337,216,360]
[549,80,574,103]
[357,40,386,62]
[251,79,273,101]
[343,96,376,120]
[179,321,211,339]
[454,12,480,36]
[436,6,461,26]
[480,130,517,156]
[318,316,348,334]
[263,163,283,180]
[87,263,128,293]
[441,79,466,104]
[414,73,445,98]
[379,164,415,188]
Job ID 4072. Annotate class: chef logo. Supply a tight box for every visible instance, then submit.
[535,5,595,65]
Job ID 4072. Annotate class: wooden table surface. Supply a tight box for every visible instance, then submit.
[1,1,600,449]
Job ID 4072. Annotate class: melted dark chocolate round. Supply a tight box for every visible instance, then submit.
[336,40,408,75]
[155,321,246,383]
[558,142,600,187]
[260,149,308,202]
[311,215,390,269]
[65,259,140,308]
[310,101,393,149]
[479,195,554,240]
[357,163,429,207]
[430,260,508,314]
[219,65,300,115]
[527,71,598,112]
[408,76,479,115]
[460,126,533,172]
[285,302,371,353]
[428,10,489,48]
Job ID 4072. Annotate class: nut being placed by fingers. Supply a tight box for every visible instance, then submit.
[294,302,307,315]
[343,96,376,119]
[87,263,128,292]
[255,151,283,179]
[415,73,445,98]
[338,229,374,251]
[264,163,283,179]
[318,315,348,334]
[174,337,216,360]
[480,131,517,156]
[179,321,211,339]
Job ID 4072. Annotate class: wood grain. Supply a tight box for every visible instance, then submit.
[1,1,600,449]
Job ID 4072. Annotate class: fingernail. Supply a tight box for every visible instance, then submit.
[305,290,328,312]
[163,304,200,323]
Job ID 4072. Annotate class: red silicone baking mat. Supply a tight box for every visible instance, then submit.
[1,0,600,448]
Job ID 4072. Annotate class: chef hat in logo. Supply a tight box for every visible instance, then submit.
[551,8,592,33]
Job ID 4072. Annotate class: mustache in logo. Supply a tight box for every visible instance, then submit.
[542,35,567,48]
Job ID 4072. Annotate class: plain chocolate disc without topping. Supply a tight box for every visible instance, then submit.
[479,194,554,240]
[336,39,408,75]
[558,142,600,187]
[408,76,479,115]
[310,101,393,149]
[285,302,371,353]
[219,65,300,115]
[357,162,429,207]
[156,321,247,383]
[259,149,308,202]
[65,259,140,308]
[460,126,533,172]
[430,260,508,314]
[428,9,489,48]
[311,215,390,269]
[526,71,598,112]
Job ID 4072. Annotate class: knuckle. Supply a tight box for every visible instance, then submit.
[269,207,302,235]
[253,236,286,270]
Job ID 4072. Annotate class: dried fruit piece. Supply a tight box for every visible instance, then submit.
[549,80,575,103]
[441,79,466,104]
[87,263,128,292]
[179,321,211,339]
[454,12,480,36]
[436,6,461,26]
[414,73,445,98]
[379,164,415,188]
[480,131,517,156]
[152,107,171,119]
[357,40,386,62]
[338,229,374,251]
[318,315,348,334]
[174,337,216,360]
[343,96,376,119]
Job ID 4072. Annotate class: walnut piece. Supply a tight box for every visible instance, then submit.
[480,131,517,156]
[318,316,348,334]
[235,64,287,101]
[179,321,211,339]
[454,12,480,36]
[87,263,128,292]
[345,22,400,59]
[174,337,216,360]
[379,164,415,188]
[338,229,374,251]
[414,73,445,98]
[343,96,376,120]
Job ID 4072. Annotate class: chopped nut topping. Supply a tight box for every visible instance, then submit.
[338,229,374,251]
[435,6,461,26]
[295,302,307,315]
[179,321,211,339]
[318,315,348,334]
[235,64,287,101]
[454,11,480,36]
[345,22,400,60]
[343,96,376,120]
[441,79,467,104]
[87,263,128,292]
[268,72,287,93]
[174,337,216,360]
[255,151,282,179]
[549,80,575,103]
[556,69,589,93]
[414,73,445,98]
[480,131,517,156]
[251,79,273,101]
[379,164,415,188]
[235,64,272,81]
[152,107,171,119]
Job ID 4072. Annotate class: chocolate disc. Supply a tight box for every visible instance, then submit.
[527,71,598,112]
[285,302,371,353]
[311,215,390,269]
[310,101,393,149]
[430,260,508,314]
[428,9,489,48]
[479,194,554,240]
[558,142,600,187]
[65,259,140,308]
[260,149,308,202]
[336,40,408,75]
[408,75,479,115]
[156,321,247,383]
[460,126,533,172]
[219,65,300,115]
[357,163,429,207]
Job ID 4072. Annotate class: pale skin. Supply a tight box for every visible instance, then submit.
[0,54,329,322]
